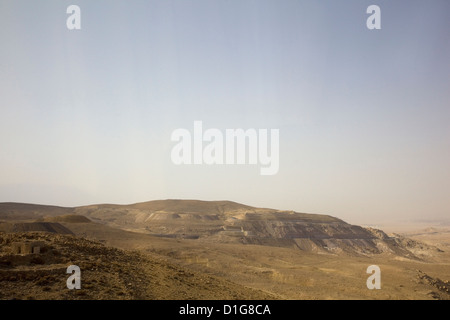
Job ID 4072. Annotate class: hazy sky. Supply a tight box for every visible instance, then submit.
[1,0,449,224]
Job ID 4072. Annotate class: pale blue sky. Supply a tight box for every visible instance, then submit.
[0,1,449,223]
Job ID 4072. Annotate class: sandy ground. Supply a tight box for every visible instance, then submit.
[65,221,450,300]
[0,232,274,300]
[1,209,449,300]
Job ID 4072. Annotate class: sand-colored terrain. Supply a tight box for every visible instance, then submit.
[0,232,274,300]
[0,200,449,300]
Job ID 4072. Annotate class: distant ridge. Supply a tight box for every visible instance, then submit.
[0,199,440,258]
[0,222,73,234]
[37,215,91,224]
[0,202,73,220]
[0,199,340,221]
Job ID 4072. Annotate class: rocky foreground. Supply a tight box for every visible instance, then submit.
[0,232,275,300]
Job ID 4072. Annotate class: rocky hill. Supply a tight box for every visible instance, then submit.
[0,201,448,300]
[0,200,441,258]
[0,203,72,220]
[0,222,73,234]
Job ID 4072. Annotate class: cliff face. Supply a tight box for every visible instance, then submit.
[0,200,439,258]
[70,200,434,257]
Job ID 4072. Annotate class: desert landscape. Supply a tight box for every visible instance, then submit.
[0,200,449,300]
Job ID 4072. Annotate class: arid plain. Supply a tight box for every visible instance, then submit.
[1,200,449,300]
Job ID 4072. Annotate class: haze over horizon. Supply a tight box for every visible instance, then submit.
[1,1,449,225]
[1,198,449,227]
